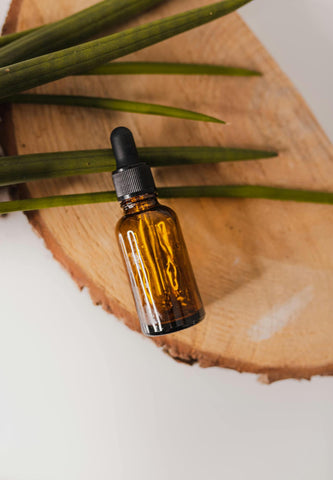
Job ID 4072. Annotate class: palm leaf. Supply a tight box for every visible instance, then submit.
[0,147,278,187]
[0,27,40,48]
[0,0,166,67]
[1,185,333,215]
[83,61,261,76]
[0,0,253,100]
[6,93,225,124]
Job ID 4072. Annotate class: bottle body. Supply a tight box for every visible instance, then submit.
[116,194,205,336]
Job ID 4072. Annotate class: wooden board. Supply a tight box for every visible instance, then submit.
[2,0,333,382]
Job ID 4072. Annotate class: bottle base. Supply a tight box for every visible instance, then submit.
[143,307,205,337]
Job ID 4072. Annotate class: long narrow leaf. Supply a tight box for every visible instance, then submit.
[0,0,253,99]
[6,93,225,124]
[83,62,261,76]
[0,147,278,187]
[0,27,40,48]
[1,185,333,214]
[0,0,166,67]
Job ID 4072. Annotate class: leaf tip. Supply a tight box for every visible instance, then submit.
[206,117,226,125]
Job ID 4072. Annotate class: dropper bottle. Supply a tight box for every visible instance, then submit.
[111,127,205,336]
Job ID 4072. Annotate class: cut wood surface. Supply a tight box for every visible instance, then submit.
[2,0,333,382]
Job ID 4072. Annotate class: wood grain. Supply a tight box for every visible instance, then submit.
[2,0,333,382]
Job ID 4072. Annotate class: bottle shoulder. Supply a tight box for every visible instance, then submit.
[116,202,178,233]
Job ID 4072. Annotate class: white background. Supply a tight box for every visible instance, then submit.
[0,1,332,479]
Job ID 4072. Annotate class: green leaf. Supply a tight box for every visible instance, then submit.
[0,0,253,99]
[0,147,278,187]
[159,185,333,203]
[83,61,261,76]
[7,93,225,124]
[0,0,166,67]
[0,27,40,48]
[1,185,333,215]
[0,192,117,214]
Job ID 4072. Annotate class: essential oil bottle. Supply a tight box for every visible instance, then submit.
[111,127,205,336]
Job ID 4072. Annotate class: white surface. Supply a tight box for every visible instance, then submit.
[1,1,333,479]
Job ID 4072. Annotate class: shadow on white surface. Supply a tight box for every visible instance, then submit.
[0,212,332,480]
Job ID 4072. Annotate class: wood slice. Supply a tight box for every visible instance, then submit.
[2,0,333,382]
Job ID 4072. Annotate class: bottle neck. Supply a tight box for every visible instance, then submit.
[121,193,159,215]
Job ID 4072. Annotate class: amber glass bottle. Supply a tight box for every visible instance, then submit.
[111,127,205,336]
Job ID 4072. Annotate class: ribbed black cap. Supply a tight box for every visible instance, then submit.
[111,127,156,201]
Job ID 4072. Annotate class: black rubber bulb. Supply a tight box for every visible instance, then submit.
[111,126,156,201]
[110,126,139,170]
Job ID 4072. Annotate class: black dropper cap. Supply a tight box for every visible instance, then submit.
[111,127,156,202]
